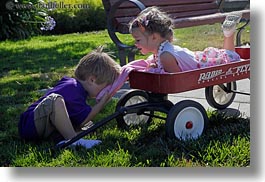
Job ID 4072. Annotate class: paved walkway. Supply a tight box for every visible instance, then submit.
[168,79,250,118]
[114,79,250,118]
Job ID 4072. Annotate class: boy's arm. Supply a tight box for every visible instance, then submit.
[80,92,111,128]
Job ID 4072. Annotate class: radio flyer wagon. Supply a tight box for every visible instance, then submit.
[56,47,250,149]
[118,49,250,136]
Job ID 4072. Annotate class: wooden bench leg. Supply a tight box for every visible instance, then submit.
[118,47,136,66]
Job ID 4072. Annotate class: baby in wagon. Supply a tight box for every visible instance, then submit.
[128,6,242,73]
[96,7,243,101]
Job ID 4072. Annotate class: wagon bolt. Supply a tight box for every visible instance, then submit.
[186,121,193,129]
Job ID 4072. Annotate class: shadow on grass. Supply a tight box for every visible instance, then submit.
[3,101,250,167]
[45,110,249,167]
[0,38,122,166]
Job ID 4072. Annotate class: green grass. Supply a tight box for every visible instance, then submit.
[0,24,250,167]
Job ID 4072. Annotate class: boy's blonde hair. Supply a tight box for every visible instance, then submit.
[74,46,121,85]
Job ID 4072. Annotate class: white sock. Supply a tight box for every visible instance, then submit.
[71,138,102,149]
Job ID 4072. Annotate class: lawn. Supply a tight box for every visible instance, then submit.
[0,24,250,167]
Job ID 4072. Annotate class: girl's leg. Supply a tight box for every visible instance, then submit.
[52,97,77,140]
[222,13,242,51]
[223,34,235,51]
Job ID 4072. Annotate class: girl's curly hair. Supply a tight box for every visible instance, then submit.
[129,6,174,42]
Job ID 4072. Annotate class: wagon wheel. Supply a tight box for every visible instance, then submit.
[205,82,237,110]
[115,89,153,129]
[166,100,208,141]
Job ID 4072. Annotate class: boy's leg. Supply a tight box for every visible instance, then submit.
[222,12,242,51]
[52,97,77,140]
[34,93,77,141]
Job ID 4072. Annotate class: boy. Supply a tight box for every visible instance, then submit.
[18,46,121,148]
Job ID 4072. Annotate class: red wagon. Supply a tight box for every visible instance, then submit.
[115,47,250,141]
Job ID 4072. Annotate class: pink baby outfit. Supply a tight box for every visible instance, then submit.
[156,40,240,71]
[194,47,240,68]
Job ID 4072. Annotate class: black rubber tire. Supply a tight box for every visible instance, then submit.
[205,82,237,110]
[115,89,153,129]
[166,100,208,140]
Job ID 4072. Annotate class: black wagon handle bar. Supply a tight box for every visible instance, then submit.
[52,101,154,150]
[54,108,125,150]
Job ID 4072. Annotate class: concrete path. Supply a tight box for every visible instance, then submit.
[114,79,250,118]
[167,79,250,118]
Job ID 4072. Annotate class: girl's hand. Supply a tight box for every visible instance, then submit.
[98,92,111,106]
[149,62,158,68]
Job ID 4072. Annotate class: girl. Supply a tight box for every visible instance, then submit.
[129,6,242,73]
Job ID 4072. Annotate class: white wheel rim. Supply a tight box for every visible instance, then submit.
[174,107,204,140]
[123,95,150,125]
[212,84,234,105]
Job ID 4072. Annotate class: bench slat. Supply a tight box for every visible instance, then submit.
[114,9,250,33]
[113,2,219,18]
[173,9,250,28]
[107,0,217,8]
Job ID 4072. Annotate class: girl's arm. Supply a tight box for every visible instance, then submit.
[160,52,181,73]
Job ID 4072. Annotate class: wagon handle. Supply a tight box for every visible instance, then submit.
[54,108,126,150]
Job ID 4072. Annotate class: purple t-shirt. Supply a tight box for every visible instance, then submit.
[18,76,92,140]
